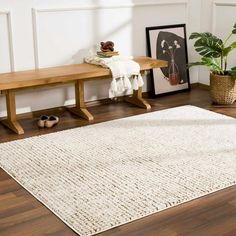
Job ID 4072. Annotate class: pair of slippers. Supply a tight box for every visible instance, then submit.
[38,115,59,128]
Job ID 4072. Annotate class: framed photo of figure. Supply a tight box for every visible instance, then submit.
[146,24,190,96]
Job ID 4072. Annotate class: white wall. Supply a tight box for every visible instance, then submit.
[1,0,230,117]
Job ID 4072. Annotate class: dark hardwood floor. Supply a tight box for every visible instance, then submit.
[1,87,236,236]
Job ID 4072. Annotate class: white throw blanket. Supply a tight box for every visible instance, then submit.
[85,55,144,98]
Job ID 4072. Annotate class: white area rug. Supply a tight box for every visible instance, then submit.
[1,105,236,236]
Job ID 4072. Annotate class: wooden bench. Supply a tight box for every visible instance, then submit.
[0,57,167,135]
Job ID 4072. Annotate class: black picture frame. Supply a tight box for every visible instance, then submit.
[146,24,190,96]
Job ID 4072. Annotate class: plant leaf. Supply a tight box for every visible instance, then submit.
[232,29,236,34]
[223,41,236,57]
[189,32,223,57]
[189,32,213,40]
[202,57,223,74]
[188,57,222,74]
[223,46,232,57]
[229,70,236,76]
[229,66,236,76]
[189,32,200,39]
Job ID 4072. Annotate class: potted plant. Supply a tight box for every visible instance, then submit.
[189,23,236,104]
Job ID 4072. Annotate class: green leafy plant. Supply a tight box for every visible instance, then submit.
[189,23,236,76]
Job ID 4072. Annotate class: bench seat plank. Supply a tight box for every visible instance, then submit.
[0,57,167,91]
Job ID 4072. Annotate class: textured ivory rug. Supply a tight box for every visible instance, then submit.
[1,105,236,235]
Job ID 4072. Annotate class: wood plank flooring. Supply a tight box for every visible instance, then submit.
[1,87,236,236]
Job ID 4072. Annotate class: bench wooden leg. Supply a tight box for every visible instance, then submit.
[125,87,151,110]
[1,90,24,134]
[69,80,94,121]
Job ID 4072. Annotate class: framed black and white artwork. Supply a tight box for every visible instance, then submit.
[146,24,190,95]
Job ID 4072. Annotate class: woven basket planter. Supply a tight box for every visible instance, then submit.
[210,73,236,104]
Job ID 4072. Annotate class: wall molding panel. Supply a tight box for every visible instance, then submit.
[0,11,15,72]
[32,0,188,68]
[32,8,40,69]
[212,0,236,33]
[213,0,236,6]
[35,1,188,13]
